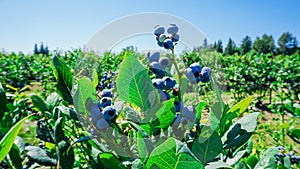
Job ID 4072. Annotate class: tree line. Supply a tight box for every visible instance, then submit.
[211,32,299,55]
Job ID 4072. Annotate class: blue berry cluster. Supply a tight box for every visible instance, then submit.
[89,89,116,131]
[275,146,300,165]
[154,24,179,50]
[96,71,117,91]
[147,50,171,78]
[185,63,211,84]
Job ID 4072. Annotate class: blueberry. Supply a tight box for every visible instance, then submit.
[163,76,176,89]
[289,151,295,156]
[159,57,171,68]
[157,41,164,47]
[185,68,198,84]
[171,33,179,42]
[99,97,112,108]
[189,63,202,75]
[152,79,164,90]
[147,50,160,63]
[101,89,113,98]
[158,90,170,102]
[96,118,110,130]
[163,39,174,49]
[153,69,165,78]
[185,63,202,84]
[183,106,196,122]
[150,61,163,70]
[172,84,179,96]
[106,83,112,89]
[174,100,182,112]
[102,106,116,121]
[154,25,165,36]
[200,66,211,83]
[158,34,167,43]
[277,146,285,151]
[167,24,179,34]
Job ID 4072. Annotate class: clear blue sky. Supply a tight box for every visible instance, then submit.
[1,0,299,54]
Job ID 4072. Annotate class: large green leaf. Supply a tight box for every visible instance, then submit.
[25,146,57,166]
[116,53,158,113]
[0,114,32,162]
[192,127,223,164]
[152,99,176,129]
[99,152,125,169]
[0,83,6,121]
[9,144,22,169]
[254,146,278,169]
[146,138,204,169]
[52,55,74,104]
[222,112,259,149]
[31,95,49,114]
[73,77,96,117]
[221,96,253,125]
[92,68,99,89]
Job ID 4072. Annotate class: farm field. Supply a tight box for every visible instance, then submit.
[0,38,299,168]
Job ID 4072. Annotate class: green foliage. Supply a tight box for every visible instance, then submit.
[52,55,74,104]
[277,32,298,55]
[146,138,204,169]
[253,34,275,54]
[0,114,32,162]
[116,52,158,113]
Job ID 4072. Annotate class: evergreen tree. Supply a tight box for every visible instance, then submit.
[33,43,39,54]
[224,38,237,55]
[240,36,252,55]
[277,32,298,55]
[253,34,275,54]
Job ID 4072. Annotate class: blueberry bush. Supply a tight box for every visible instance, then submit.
[0,24,299,169]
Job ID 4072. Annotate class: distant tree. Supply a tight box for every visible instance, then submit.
[33,42,49,55]
[253,34,275,54]
[240,36,252,55]
[203,38,208,48]
[33,43,39,54]
[224,38,238,55]
[277,32,298,55]
[213,40,223,53]
[40,43,45,54]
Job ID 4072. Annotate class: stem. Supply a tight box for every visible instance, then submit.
[281,96,285,146]
[171,48,182,102]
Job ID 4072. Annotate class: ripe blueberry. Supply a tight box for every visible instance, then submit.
[167,24,179,34]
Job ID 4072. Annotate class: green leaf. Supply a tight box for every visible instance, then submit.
[254,146,278,169]
[57,140,74,169]
[9,144,22,169]
[289,128,300,139]
[0,114,32,162]
[25,146,57,166]
[192,127,223,164]
[152,99,176,129]
[116,53,158,113]
[226,150,247,165]
[0,83,7,121]
[92,68,99,89]
[52,55,74,104]
[46,92,60,109]
[137,131,149,163]
[73,77,96,117]
[180,76,188,95]
[146,138,204,169]
[31,95,49,114]
[205,161,231,169]
[99,152,125,169]
[195,101,206,123]
[224,95,253,122]
[222,112,259,149]
[245,155,258,169]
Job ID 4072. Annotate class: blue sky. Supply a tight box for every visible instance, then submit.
[0,0,299,53]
